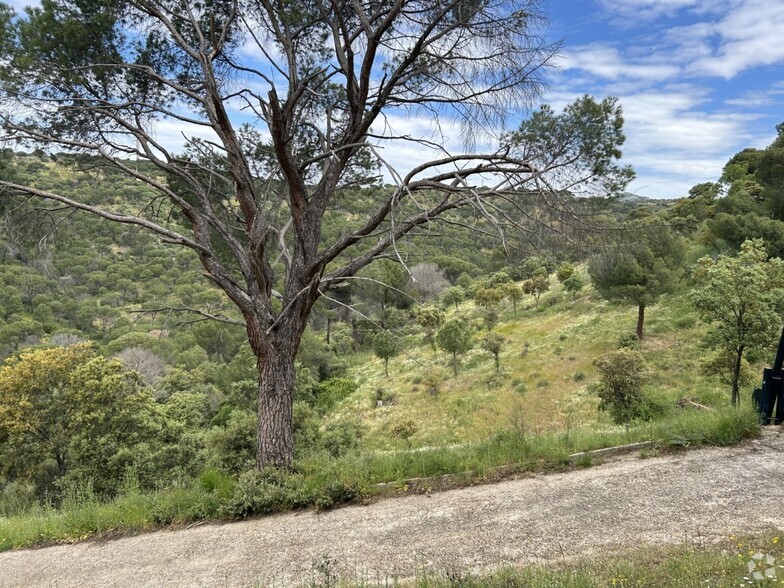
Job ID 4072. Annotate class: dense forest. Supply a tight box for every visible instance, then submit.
[0,122,782,522]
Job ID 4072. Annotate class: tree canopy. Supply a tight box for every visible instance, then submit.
[692,239,784,406]
[589,224,685,339]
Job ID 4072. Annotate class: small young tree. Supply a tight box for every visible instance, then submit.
[437,319,474,376]
[482,306,500,331]
[522,272,550,309]
[519,257,551,280]
[455,273,474,291]
[556,262,575,283]
[372,333,400,377]
[563,272,585,299]
[409,263,449,301]
[593,348,647,431]
[116,346,166,385]
[487,271,513,288]
[474,286,505,330]
[691,239,784,405]
[503,283,524,316]
[442,286,466,311]
[481,332,505,373]
[589,224,685,339]
[474,287,506,309]
[389,418,418,449]
[415,306,446,351]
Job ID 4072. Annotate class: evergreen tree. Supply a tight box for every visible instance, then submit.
[589,224,685,339]
[437,319,473,376]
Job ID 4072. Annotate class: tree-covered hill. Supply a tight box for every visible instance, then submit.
[0,124,782,537]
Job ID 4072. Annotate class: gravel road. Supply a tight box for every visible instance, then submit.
[2,433,784,588]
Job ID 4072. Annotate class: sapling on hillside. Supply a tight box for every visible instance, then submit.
[437,319,474,376]
[372,333,400,377]
[593,348,647,431]
[482,332,506,373]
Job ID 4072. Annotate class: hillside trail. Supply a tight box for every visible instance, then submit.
[2,432,784,588]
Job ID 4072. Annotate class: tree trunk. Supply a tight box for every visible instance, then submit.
[731,345,744,407]
[384,357,389,377]
[495,354,500,373]
[255,342,297,469]
[55,449,67,476]
[636,304,645,340]
[452,351,458,376]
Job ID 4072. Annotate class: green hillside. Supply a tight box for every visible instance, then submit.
[0,134,782,547]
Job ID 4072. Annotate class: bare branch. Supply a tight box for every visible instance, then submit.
[129,305,246,327]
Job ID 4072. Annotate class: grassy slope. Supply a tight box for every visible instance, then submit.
[332,271,733,451]
[0,270,763,551]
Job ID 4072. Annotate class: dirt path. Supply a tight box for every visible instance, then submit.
[3,433,784,588]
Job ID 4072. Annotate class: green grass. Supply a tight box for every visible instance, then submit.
[0,404,759,552]
[336,281,738,451]
[331,532,783,588]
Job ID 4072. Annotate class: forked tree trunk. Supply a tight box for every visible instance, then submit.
[636,304,645,340]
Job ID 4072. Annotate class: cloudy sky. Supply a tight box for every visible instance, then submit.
[6,0,783,199]
[545,0,784,198]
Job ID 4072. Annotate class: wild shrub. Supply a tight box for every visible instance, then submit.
[314,378,358,412]
[320,420,363,458]
[205,410,257,474]
[0,479,38,518]
[594,348,647,429]
[220,468,297,519]
[617,332,641,349]
[374,387,397,407]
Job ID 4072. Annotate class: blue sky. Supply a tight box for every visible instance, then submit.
[6,0,783,199]
[544,0,784,198]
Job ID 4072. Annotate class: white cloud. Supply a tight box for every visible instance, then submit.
[686,0,784,78]
[149,119,220,157]
[593,0,784,80]
[548,1,784,197]
[4,0,37,12]
[725,90,780,108]
[561,44,680,82]
[621,91,750,150]
[534,86,763,198]
[612,89,766,197]
[596,0,728,23]
[369,112,502,182]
